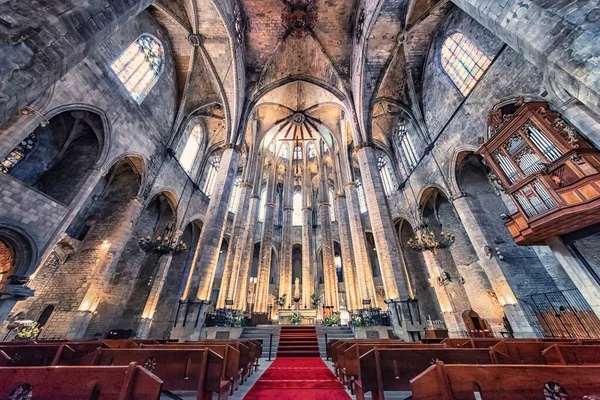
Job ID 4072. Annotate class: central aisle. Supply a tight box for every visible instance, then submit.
[242,357,351,400]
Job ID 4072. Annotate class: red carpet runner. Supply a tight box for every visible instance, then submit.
[243,357,351,400]
[243,326,350,399]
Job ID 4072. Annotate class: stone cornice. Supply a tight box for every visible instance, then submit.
[353,141,376,153]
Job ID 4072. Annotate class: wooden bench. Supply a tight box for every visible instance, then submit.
[410,362,600,399]
[330,339,404,366]
[354,348,493,399]
[0,362,162,399]
[489,341,575,364]
[0,344,68,366]
[441,338,503,348]
[543,344,600,365]
[81,347,229,399]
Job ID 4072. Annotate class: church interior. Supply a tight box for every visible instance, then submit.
[1,0,600,398]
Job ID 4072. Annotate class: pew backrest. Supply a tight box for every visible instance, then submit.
[410,362,600,400]
[543,344,600,365]
[0,362,162,399]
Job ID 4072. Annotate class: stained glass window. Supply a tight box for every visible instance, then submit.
[397,121,418,170]
[377,156,395,196]
[180,125,202,173]
[1,133,37,174]
[293,190,303,226]
[279,144,289,160]
[111,34,164,104]
[293,145,303,160]
[307,142,317,159]
[441,33,491,96]
[228,175,243,213]
[203,156,220,198]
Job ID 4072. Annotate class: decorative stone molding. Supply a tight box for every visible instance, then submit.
[353,141,376,153]
[187,34,202,47]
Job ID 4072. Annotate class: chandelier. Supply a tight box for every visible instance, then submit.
[139,224,186,255]
[407,227,455,254]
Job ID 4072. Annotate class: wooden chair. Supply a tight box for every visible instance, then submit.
[0,362,162,399]
[411,362,600,399]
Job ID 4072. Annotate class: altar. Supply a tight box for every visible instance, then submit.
[277,309,318,325]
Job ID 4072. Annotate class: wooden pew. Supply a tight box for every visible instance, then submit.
[489,341,574,364]
[340,343,446,385]
[543,344,600,365]
[410,362,600,400]
[331,340,410,370]
[441,338,503,348]
[141,343,243,393]
[0,344,68,366]
[0,362,162,399]
[354,348,493,400]
[81,348,229,399]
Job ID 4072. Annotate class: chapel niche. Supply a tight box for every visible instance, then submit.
[477,101,600,245]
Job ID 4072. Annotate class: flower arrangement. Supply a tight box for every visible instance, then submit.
[15,323,40,340]
[291,311,302,325]
[310,293,320,309]
[276,294,287,308]
[324,312,340,326]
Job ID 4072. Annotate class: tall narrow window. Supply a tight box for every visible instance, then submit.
[1,133,37,174]
[180,125,202,173]
[377,156,395,196]
[441,33,490,96]
[293,145,303,160]
[307,142,317,159]
[203,156,220,198]
[293,190,303,226]
[356,179,367,213]
[111,34,164,104]
[228,175,242,213]
[258,188,267,222]
[279,144,289,160]
[328,189,336,222]
[397,122,418,170]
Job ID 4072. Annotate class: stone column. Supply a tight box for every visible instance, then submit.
[66,196,145,339]
[452,195,536,337]
[344,182,378,307]
[452,0,600,114]
[318,162,339,310]
[547,236,600,320]
[301,161,315,308]
[356,144,406,300]
[254,163,277,313]
[217,144,258,309]
[279,162,294,308]
[0,0,155,126]
[136,254,173,338]
[233,155,264,310]
[186,146,240,301]
[334,193,360,311]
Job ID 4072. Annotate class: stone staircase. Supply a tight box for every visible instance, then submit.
[240,325,281,359]
[316,325,355,358]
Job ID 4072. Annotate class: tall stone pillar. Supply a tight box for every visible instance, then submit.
[356,144,406,300]
[217,146,259,308]
[452,0,600,114]
[0,0,154,126]
[254,163,277,313]
[279,162,294,308]
[334,193,360,311]
[233,156,264,310]
[547,236,600,320]
[185,147,240,301]
[318,162,339,310]
[452,195,536,337]
[344,182,378,307]
[301,161,315,308]
[136,254,173,338]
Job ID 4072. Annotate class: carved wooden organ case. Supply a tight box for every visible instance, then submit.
[477,101,600,245]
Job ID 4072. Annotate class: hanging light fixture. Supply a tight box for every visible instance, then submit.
[139,224,187,255]
[407,225,455,254]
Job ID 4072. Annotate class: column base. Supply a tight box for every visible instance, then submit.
[503,303,537,338]
[169,300,209,341]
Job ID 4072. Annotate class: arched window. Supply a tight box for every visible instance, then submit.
[279,144,289,160]
[0,133,37,174]
[228,175,242,213]
[356,179,367,213]
[203,156,220,198]
[307,142,317,159]
[377,156,395,196]
[258,188,267,222]
[335,255,343,282]
[293,145,303,160]
[292,190,303,226]
[441,33,490,96]
[328,189,336,222]
[397,121,419,170]
[180,125,202,173]
[111,34,165,104]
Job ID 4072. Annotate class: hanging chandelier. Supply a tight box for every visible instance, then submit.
[139,224,186,255]
[407,227,455,254]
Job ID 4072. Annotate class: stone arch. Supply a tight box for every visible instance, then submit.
[104,153,147,198]
[448,146,479,196]
[6,109,104,205]
[0,225,37,279]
